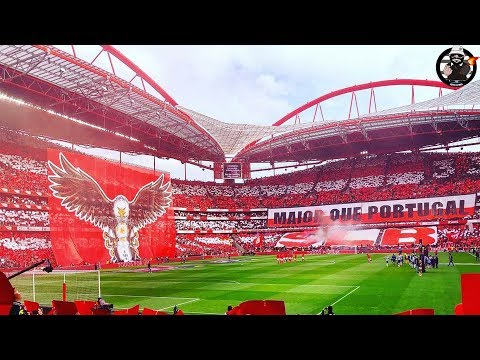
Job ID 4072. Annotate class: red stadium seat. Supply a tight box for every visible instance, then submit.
[74,300,96,315]
[51,300,78,315]
[227,300,286,315]
[23,300,40,314]
[113,304,140,315]
[454,274,480,315]
[142,307,169,315]
[0,304,12,315]
[91,307,112,315]
[394,308,435,315]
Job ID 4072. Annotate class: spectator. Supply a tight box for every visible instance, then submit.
[9,288,26,315]
[173,305,184,315]
[320,305,335,315]
[96,297,113,312]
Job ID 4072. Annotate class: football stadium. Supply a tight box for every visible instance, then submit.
[0,45,480,315]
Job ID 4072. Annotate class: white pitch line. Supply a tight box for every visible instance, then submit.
[299,284,356,288]
[330,286,360,306]
[86,294,200,310]
[159,298,200,311]
[318,286,360,314]
[466,252,480,261]
[439,263,480,266]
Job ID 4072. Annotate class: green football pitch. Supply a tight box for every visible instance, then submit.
[11,251,480,315]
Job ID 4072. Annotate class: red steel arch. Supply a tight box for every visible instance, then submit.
[31,45,222,155]
[101,45,177,106]
[272,79,458,126]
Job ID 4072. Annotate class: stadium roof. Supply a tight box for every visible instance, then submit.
[179,106,312,156]
[232,80,480,163]
[0,45,478,166]
[367,79,480,116]
[0,45,224,163]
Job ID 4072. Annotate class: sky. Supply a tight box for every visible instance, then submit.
[53,45,480,181]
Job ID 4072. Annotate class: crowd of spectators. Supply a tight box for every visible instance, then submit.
[176,219,266,231]
[0,193,48,207]
[0,232,56,268]
[175,234,235,257]
[1,128,480,266]
[0,209,49,227]
[437,224,480,248]
[175,210,266,218]
[172,152,480,209]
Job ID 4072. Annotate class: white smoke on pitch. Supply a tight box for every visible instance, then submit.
[313,220,370,247]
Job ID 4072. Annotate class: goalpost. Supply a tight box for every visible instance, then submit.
[9,269,101,305]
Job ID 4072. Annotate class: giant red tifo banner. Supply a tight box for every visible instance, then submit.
[380,227,437,246]
[276,228,380,248]
[47,149,176,267]
[268,194,476,228]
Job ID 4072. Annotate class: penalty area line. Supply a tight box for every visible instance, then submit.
[318,286,360,314]
[159,298,200,311]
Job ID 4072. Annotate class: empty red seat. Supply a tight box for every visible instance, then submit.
[51,300,78,315]
[91,307,112,315]
[142,307,169,315]
[74,300,96,315]
[0,304,12,315]
[23,300,40,314]
[113,304,140,315]
[227,300,286,315]
[394,308,435,315]
[454,273,480,315]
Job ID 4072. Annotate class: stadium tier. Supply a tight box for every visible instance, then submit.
[0,128,479,267]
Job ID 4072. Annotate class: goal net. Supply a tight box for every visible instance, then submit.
[9,269,101,305]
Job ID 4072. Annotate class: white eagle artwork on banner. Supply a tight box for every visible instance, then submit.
[48,153,172,263]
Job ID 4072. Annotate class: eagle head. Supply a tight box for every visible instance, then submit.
[113,195,130,220]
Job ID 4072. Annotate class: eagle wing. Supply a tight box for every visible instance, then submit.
[48,153,114,230]
[129,174,172,231]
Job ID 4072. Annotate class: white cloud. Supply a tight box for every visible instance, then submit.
[255,74,289,96]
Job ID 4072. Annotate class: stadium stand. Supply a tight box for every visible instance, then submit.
[0,128,480,265]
